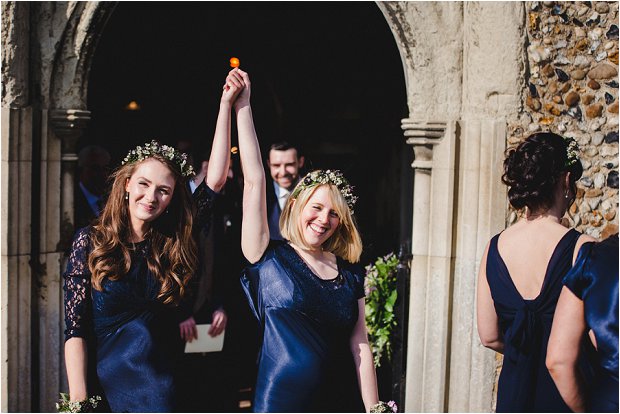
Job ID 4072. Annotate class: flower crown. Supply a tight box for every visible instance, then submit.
[564,136,580,168]
[122,140,195,177]
[291,169,358,212]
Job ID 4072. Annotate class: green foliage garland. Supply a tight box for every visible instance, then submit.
[365,252,399,367]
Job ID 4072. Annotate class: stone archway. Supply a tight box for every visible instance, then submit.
[377,2,525,412]
[3,2,529,412]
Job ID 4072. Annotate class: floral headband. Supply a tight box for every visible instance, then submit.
[291,169,358,212]
[564,136,580,168]
[122,140,195,177]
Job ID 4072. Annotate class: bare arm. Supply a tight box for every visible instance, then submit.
[546,286,586,412]
[476,242,504,353]
[64,337,88,401]
[350,299,379,412]
[234,70,269,263]
[206,69,243,193]
[573,234,596,264]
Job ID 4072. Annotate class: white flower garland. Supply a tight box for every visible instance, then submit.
[122,140,195,177]
[292,169,358,212]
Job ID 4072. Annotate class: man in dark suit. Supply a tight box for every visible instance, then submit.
[266,142,305,240]
[176,148,243,412]
[74,145,111,230]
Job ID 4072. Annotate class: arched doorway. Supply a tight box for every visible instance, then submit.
[79,2,408,409]
[83,2,409,260]
[4,2,534,412]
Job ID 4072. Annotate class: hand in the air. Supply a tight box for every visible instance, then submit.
[221,68,245,105]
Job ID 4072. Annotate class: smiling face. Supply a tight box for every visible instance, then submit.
[268,148,304,191]
[125,158,176,229]
[298,185,341,249]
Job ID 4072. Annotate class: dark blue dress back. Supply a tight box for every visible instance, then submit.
[486,229,580,412]
[241,241,365,412]
[564,234,619,412]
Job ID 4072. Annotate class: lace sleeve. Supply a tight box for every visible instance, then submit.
[63,227,93,341]
[192,180,218,235]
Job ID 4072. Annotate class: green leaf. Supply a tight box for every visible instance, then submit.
[365,251,400,367]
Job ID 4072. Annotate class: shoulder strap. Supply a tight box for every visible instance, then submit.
[537,229,582,304]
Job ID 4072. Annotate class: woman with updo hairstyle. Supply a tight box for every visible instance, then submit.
[502,132,583,213]
[476,132,595,412]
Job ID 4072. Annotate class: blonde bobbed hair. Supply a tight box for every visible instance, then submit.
[279,183,363,263]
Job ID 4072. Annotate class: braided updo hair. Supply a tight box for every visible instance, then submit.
[502,132,583,212]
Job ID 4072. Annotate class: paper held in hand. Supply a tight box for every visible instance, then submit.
[184,324,225,353]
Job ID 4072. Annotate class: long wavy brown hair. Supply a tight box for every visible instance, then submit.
[88,155,197,305]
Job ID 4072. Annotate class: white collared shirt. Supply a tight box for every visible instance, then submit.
[273,182,290,210]
[189,179,199,194]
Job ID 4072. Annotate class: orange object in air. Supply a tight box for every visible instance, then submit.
[230,57,240,68]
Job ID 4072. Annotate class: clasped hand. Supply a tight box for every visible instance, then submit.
[221,67,251,109]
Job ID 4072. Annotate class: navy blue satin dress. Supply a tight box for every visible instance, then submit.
[486,229,581,412]
[63,183,215,412]
[563,234,619,413]
[65,229,183,412]
[241,241,365,412]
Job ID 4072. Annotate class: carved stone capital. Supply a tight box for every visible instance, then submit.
[50,109,91,158]
[402,119,447,171]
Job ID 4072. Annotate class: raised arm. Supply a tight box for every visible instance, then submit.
[206,69,243,193]
[234,70,269,263]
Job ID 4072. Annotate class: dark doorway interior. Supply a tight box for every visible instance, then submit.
[84,1,408,260]
[82,1,409,409]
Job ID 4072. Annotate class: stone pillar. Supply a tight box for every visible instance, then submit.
[447,120,507,412]
[403,119,457,412]
[1,2,31,411]
[2,107,34,413]
[50,109,91,249]
[39,109,90,411]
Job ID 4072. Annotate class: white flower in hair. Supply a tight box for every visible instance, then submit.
[122,140,195,177]
[564,137,580,167]
[292,169,358,212]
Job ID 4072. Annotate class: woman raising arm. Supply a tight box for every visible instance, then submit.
[63,69,242,412]
[235,69,383,412]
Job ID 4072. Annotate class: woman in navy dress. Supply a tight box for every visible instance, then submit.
[547,234,618,412]
[476,132,595,412]
[232,69,381,412]
[63,69,243,412]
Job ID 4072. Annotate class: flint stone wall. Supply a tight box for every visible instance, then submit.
[509,1,619,238]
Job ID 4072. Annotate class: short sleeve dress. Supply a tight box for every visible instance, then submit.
[63,182,216,412]
[486,229,582,412]
[563,234,619,413]
[241,241,366,413]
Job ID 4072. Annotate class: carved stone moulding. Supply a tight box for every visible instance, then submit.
[402,119,447,170]
[49,109,91,158]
